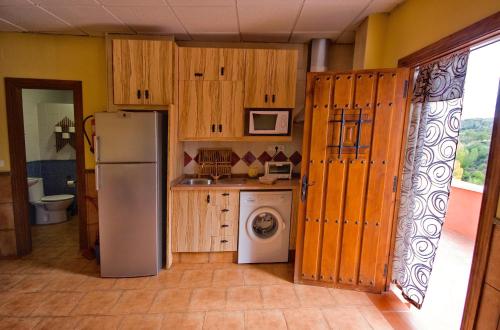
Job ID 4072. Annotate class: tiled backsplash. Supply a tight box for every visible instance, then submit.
[27,160,76,197]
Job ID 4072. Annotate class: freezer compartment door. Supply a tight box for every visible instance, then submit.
[95,111,159,163]
[97,163,160,277]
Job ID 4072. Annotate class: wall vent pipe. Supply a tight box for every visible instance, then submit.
[309,38,330,72]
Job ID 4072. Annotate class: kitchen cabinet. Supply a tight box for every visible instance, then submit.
[112,39,173,106]
[178,47,245,81]
[172,190,239,252]
[178,81,243,139]
[244,48,298,108]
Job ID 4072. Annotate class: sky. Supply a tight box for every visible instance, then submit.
[461,40,500,119]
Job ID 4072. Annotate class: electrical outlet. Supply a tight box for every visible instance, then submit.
[267,145,285,154]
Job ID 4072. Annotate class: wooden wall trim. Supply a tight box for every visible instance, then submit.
[461,82,500,329]
[398,11,500,68]
[4,78,88,255]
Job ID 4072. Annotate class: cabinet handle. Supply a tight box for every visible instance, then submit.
[220,239,228,243]
[272,94,276,103]
[206,194,210,203]
[194,72,203,78]
[220,67,225,76]
[137,90,141,99]
[219,124,222,132]
[145,90,149,99]
[221,224,229,228]
[211,124,215,132]
[221,209,229,212]
[264,94,268,103]
[222,193,230,196]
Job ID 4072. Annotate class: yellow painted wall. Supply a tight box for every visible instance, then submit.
[381,0,500,67]
[0,32,106,171]
[364,13,389,69]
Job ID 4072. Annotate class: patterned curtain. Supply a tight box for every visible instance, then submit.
[392,51,469,308]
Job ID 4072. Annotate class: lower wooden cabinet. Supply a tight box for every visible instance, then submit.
[172,189,239,252]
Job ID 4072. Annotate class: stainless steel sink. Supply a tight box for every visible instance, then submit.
[180,178,214,185]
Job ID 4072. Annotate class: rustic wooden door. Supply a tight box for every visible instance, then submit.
[268,49,298,108]
[142,40,173,105]
[295,69,409,293]
[112,39,144,105]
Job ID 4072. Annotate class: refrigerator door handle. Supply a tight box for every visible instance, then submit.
[95,136,101,162]
[95,165,100,191]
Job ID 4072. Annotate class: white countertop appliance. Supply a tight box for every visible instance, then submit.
[95,111,165,277]
[238,191,292,263]
[264,161,293,179]
[248,109,290,135]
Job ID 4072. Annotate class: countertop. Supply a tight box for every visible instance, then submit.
[171,175,300,191]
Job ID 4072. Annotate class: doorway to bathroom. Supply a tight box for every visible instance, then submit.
[5,78,87,256]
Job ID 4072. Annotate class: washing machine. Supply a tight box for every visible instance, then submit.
[238,190,292,263]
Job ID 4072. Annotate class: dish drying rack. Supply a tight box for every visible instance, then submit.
[196,148,232,180]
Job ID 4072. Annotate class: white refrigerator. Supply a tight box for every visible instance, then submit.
[95,111,164,277]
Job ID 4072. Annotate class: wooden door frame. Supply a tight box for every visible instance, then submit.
[5,78,88,256]
[394,12,500,329]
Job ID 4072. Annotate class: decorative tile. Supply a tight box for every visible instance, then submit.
[184,152,192,166]
[258,151,272,165]
[231,152,241,166]
[273,151,288,162]
[241,152,256,166]
[193,153,199,164]
[289,151,302,166]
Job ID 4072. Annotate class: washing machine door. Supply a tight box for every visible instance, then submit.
[246,207,285,243]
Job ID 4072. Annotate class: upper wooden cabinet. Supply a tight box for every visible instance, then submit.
[179,47,245,81]
[244,49,298,108]
[112,39,173,106]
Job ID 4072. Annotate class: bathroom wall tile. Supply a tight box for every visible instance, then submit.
[0,203,15,230]
[0,175,13,203]
[0,230,17,257]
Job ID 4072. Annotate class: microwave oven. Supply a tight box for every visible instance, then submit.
[264,161,293,179]
[247,110,290,135]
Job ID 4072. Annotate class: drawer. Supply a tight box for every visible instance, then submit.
[211,236,237,252]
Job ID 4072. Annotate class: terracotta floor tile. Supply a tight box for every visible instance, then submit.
[110,289,157,315]
[113,277,151,290]
[189,287,226,311]
[321,306,372,330]
[260,285,300,308]
[119,314,163,330]
[35,316,80,329]
[0,274,25,291]
[0,260,30,274]
[226,286,263,310]
[329,288,374,306]
[161,312,205,329]
[357,306,394,329]
[9,274,52,292]
[72,291,123,316]
[146,271,183,289]
[0,317,41,329]
[75,315,123,330]
[149,288,192,313]
[78,276,117,291]
[212,269,244,287]
[283,308,329,330]
[367,291,409,312]
[294,284,336,307]
[203,311,244,330]
[32,292,84,316]
[381,311,419,330]
[244,309,287,330]
[242,267,279,286]
[43,273,88,292]
[0,292,50,317]
[180,269,213,288]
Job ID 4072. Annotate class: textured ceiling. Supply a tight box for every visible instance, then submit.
[0,0,404,43]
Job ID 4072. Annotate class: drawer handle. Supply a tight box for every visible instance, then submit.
[145,89,149,99]
[221,209,229,212]
[221,239,228,243]
[137,89,141,99]
[221,224,229,228]
[206,194,210,203]
[222,193,230,196]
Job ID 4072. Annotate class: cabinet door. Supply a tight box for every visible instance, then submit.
[212,190,239,252]
[219,48,245,81]
[112,39,144,105]
[179,47,219,81]
[218,81,244,138]
[143,40,173,105]
[172,190,214,252]
[269,49,298,108]
[244,49,271,108]
[179,81,220,139]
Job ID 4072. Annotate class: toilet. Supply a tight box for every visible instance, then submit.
[28,177,75,225]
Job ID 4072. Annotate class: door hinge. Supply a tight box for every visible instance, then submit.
[403,80,409,98]
[383,264,388,277]
[392,176,398,192]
